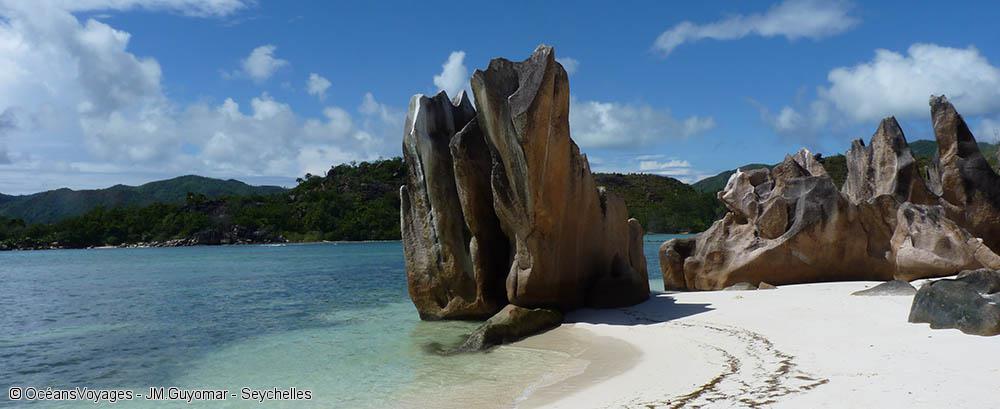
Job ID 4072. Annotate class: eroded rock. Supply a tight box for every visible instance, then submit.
[401,91,505,320]
[842,117,935,205]
[471,45,648,310]
[402,46,649,324]
[930,95,1000,252]
[663,151,896,290]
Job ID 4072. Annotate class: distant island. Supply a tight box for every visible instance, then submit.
[2,139,996,251]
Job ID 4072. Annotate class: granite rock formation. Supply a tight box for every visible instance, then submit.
[661,149,896,290]
[661,97,1000,290]
[402,46,648,329]
[930,95,1000,252]
[909,269,1000,336]
[841,117,935,205]
[401,92,504,320]
[469,45,648,310]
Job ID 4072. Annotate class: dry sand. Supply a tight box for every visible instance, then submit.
[510,280,1000,408]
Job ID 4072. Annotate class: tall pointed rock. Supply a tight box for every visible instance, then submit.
[400,91,505,320]
[470,45,648,310]
[931,95,1000,251]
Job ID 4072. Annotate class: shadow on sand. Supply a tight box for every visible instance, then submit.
[564,292,714,325]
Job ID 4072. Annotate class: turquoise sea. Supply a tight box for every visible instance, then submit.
[0,234,688,408]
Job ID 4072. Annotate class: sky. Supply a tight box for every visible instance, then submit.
[3,0,1000,194]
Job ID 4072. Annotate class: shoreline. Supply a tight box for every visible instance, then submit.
[495,280,1000,408]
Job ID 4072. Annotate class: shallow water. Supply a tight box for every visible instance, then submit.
[0,234,690,407]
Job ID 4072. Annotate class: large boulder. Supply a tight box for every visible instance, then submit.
[402,46,649,322]
[470,45,648,310]
[908,269,1000,336]
[930,95,1000,252]
[458,304,563,351]
[401,91,505,320]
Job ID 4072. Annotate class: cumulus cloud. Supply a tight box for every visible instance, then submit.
[653,0,858,57]
[0,1,404,193]
[238,45,288,82]
[569,98,715,149]
[306,73,331,100]
[762,43,1000,138]
[556,57,579,75]
[433,51,470,98]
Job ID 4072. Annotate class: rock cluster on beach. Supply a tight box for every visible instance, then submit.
[661,96,1000,291]
[400,46,648,345]
[909,269,1000,336]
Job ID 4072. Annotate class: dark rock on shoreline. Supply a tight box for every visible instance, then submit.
[909,269,1000,336]
[851,280,916,296]
[458,305,563,352]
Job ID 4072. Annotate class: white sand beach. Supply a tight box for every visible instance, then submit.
[509,280,1000,408]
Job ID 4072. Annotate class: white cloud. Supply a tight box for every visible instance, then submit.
[20,0,251,17]
[762,43,1000,138]
[433,51,470,98]
[556,57,579,75]
[240,44,288,82]
[824,44,1000,122]
[306,73,331,100]
[0,2,404,193]
[653,0,858,57]
[569,98,715,149]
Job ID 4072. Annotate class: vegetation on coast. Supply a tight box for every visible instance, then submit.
[4,138,989,250]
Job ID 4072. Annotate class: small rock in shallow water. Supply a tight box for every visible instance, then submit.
[908,269,1000,336]
[458,305,563,352]
[852,280,917,296]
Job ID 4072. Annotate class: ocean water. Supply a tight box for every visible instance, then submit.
[0,234,688,408]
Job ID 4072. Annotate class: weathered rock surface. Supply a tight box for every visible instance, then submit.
[909,269,1000,336]
[930,95,1000,252]
[842,117,935,205]
[402,46,648,323]
[660,150,896,290]
[661,98,1000,291]
[851,280,916,296]
[401,91,505,320]
[470,45,648,310]
[458,304,563,351]
[891,203,1000,281]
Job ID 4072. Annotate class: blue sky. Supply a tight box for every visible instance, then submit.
[3,0,1000,194]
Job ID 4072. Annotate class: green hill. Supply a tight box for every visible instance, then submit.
[0,175,286,224]
[596,173,723,233]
